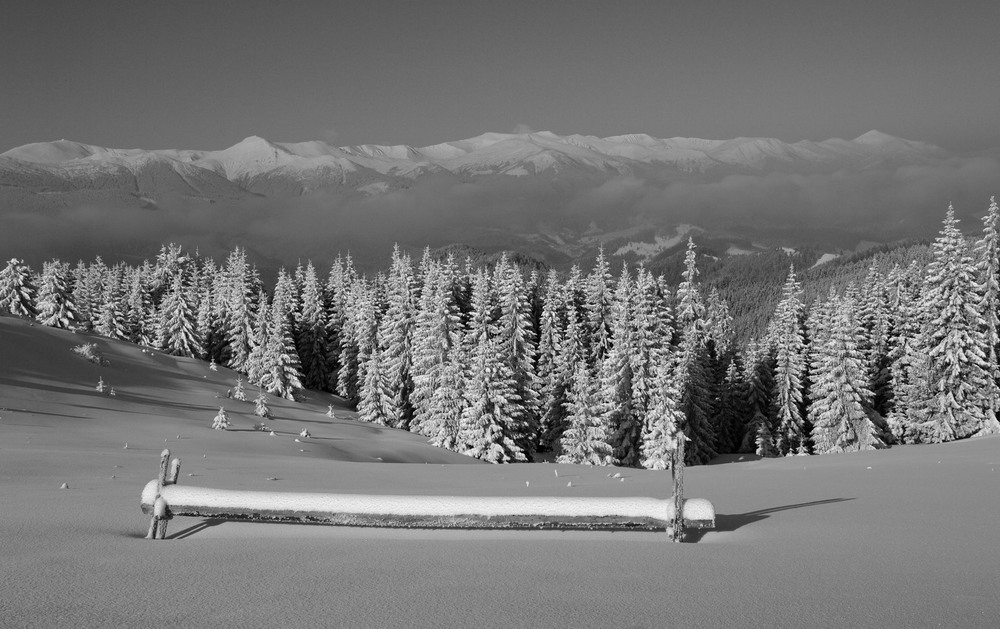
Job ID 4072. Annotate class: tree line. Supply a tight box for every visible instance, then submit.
[1,198,998,465]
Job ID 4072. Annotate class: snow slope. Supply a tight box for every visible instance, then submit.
[1,314,998,628]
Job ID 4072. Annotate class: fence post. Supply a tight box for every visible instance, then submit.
[146,449,170,539]
[670,437,685,542]
[167,457,181,485]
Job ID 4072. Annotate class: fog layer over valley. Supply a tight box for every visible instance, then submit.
[3,131,999,273]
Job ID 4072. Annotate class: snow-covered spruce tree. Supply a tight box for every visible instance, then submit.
[673,239,717,465]
[253,389,271,419]
[916,205,991,442]
[377,246,416,429]
[336,277,375,405]
[123,264,155,346]
[808,292,888,453]
[703,287,735,360]
[245,289,270,386]
[423,345,468,451]
[714,357,750,453]
[212,407,232,430]
[742,339,778,456]
[882,261,924,442]
[94,267,126,341]
[410,258,464,437]
[769,265,808,455]
[640,360,685,470]
[459,331,529,463]
[324,254,356,393]
[220,248,259,373]
[0,258,36,318]
[295,261,331,392]
[858,262,895,417]
[494,255,541,455]
[257,273,304,401]
[157,271,203,357]
[35,260,78,329]
[973,197,1000,436]
[585,246,614,365]
[557,359,614,465]
[599,265,634,466]
[233,375,247,401]
[358,343,392,424]
[629,266,669,460]
[535,269,568,451]
[457,271,528,463]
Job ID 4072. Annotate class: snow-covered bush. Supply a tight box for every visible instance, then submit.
[72,343,109,366]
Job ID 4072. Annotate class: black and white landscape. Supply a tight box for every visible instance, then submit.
[3,2,1000,627]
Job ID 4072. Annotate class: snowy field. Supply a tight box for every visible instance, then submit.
[1,315,998,628]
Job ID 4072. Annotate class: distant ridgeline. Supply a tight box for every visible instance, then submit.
[1,199,998,464]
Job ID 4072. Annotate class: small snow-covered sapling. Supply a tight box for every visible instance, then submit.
[326,405,336,418]
[209,358,218,371]
[96,377,107,393]
[254,390,271,419]
[299,428,310,439]
[212,406,232,430]
[233,376,247,402]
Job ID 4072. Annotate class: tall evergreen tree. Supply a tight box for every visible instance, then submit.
[157,271,202,357]
[809,292,889,453]
[973,197,1000,436]
[557,360,614,465]
[917,205,991,442]
[0,258,36,317]
[35,260,78,329]
[770,265,808,454]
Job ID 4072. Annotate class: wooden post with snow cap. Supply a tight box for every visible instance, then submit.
[145,449,171,539]
[167,457,181,485]
[670,434,686,542]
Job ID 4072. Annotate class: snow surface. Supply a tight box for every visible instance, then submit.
[810,252,841,268]
[2,315,999,628]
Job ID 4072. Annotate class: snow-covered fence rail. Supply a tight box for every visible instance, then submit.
[141,450,715,540]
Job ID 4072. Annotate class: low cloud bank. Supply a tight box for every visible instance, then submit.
[2,155,998,273]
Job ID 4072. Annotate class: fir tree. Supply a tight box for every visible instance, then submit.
[494,254,540,456]
[536,269,568,450]
[423,346,467,451]
[212,407,232,430]
[0,258,36,317]
[557,360,614,465]
[295,261,331,391]
[233,375,247,402]
[258,276,304,401]
[358,343,392,424]
[157,271,203,357]
[459,333,528,463]
[809,292,888,453]
[640,361,686,470]
[378,246,416,429]
[917,205,990,442]
[770,265,808,454]
[35,260,78,329]
[253,389,271,419]
[973,197,1000,436]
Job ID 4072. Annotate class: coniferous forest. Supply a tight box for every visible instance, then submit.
[2,199,999,466]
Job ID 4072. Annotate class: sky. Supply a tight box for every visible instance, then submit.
[3,0,999,152]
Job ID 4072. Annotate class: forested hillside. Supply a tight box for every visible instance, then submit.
[2,200,998,466]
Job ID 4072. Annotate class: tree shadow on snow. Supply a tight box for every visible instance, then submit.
[686,497,855,542]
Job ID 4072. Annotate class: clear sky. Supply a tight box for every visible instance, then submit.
[2,0,999,152]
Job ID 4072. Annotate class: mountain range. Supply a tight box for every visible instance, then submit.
[2,129,997,274]
[0,130,957,202]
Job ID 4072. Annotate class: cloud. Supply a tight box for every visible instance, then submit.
[2,154,999,278]
[512,123,534,135]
